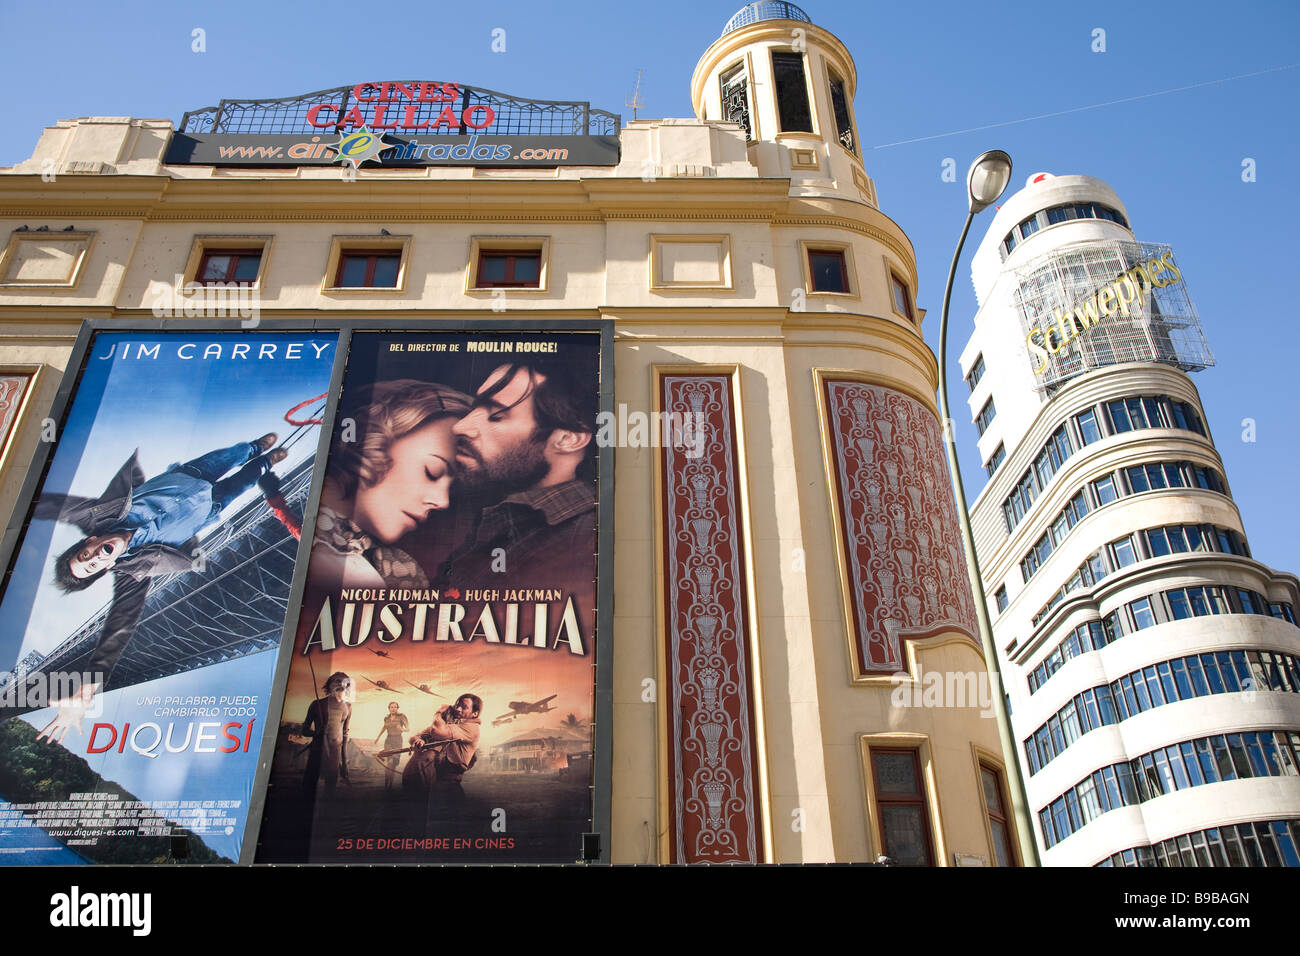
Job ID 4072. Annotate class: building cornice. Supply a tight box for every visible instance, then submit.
[0,174,918,285]
[0,174,792,219]
[0,303,939,394]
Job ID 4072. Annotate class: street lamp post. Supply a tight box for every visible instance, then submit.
[936,150,1041,867]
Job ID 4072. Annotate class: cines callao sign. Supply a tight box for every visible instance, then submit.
[165,81,620,169]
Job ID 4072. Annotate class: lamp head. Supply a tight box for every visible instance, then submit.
[967,150,1013,214]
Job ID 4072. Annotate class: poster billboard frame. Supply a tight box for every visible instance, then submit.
[0,316,614,867]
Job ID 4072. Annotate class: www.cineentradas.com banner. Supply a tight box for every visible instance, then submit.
[164,133,620,167]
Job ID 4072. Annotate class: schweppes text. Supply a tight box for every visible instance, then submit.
[1026,251,1182,375]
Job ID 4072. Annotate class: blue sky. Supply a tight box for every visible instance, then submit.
[0,0,1296,570]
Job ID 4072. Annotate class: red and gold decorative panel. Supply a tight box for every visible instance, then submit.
[660,373,763,863]
[0,372,33,462]
[823,379,979,674]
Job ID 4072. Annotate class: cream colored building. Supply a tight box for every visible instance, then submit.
[960,173,1300,866]
[0,2,1019,865]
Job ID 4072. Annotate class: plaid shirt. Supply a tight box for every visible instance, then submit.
[437,479,597,591]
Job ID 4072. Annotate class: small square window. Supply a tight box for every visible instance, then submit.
[1167,526,1190,553]
[720,61,753,141]
[322,236,409,293]
[1126,398,1149,429]
[467,238,549,293]
[870,748,934,866]
[182,236,272,293]
[1168,590,1193,620]
[1130,597,1157,630]
[476,250,542,288]
[984,442,1005,478]
[336,251,401,288]
[198,250,261,285]
[980,764,1017,866]
[889,273,914,321]
[808,249,849,293]
[1093,474,1118,505]
[827,70,857,155]
[1107,400,1132,433]
[1076,408,1102,445]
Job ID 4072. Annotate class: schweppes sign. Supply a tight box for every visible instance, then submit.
[1026,251,1182,375]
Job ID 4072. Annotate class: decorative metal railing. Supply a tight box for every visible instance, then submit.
[178,83,619,137]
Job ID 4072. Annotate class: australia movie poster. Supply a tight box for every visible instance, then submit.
[0,331,337,864]
[256,330,600,863]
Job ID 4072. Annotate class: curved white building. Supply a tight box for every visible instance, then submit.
[960,173,1300,867]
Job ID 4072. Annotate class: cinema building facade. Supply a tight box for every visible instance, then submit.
[0,4,1020,866]
[960,173,1300,866]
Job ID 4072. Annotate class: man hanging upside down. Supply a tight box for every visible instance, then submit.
[31,433,289,743]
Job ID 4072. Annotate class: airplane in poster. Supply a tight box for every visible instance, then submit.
[404,679,444,697]
[492,694,558,726]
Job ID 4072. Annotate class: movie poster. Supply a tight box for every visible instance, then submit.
[0,331,337,864]
[256,330,601,863]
